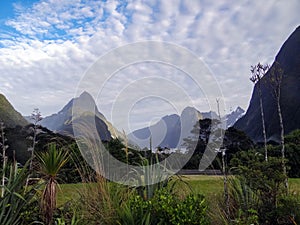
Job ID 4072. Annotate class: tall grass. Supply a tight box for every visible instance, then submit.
[70,123,128,224]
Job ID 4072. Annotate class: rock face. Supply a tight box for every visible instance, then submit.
[0,94,28,127]
[41,92,112,141]
[234,26,300,142]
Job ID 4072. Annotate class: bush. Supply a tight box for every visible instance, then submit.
[122,188,210,225]
[227,150,300,224]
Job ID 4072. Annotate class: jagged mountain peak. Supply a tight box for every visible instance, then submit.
[235,106,245,114]
[226,106,245,128]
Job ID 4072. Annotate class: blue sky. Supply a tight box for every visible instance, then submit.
[0,0,299,131]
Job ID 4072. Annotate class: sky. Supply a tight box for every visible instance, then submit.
[0,0,299,132]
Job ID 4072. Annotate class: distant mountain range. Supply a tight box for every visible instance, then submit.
[128,106,244,149]
[0,87,245,150]
[37,91,244,149]
[235,25,300,143]
[0,94,28,128]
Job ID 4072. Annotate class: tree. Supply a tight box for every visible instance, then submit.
[268,61,288,191]
[223,127,254,162]
[250,63,269,161]
[36,143,69,225]
[182,118,210,169]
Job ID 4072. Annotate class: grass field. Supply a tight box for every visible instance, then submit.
[57,176,300,207]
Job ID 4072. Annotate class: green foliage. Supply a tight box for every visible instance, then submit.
[133,156,172,200]
[183,119,253,170]
[58,144,83,184]
[103,138,142,165]
[276,194,300,224]
[54,207,81,225]
[20,195,43,224]
[285,130,300,177]
[226,177,259,225]
[121,188,209,225]
[0,163,37,225]
[223,127,254,162]
[37,143,69,178]
[5,124,76,167]
[78,178,130,225]
[228,150,300,224]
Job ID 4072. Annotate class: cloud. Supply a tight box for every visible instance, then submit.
[0,0,299,131]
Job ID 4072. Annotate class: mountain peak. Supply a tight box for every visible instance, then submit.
[79,91,94,100]
[234,106,245,114]
[226,106,245,128]
[40,91,111,140]
[76,91,96,105]
[182,106,198,113]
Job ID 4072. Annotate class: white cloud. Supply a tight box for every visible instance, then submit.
[0,0,299,131]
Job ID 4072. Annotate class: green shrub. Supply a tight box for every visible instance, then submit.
[122,188,210,225]
[227,150,300,224]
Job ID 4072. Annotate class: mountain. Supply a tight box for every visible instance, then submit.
[128,106,202,149]
[128,114,180,149]
[200,107,245,128]
[225,107,245,128]
[40,91,113,141]
[0,94,28,127]
[234,26,300,142]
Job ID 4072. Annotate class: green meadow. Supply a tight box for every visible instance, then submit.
[57,176,300,206]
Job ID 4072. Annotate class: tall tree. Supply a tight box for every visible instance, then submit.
[268,61,288,191]
[36,143,69,225]
[250,63,269,161]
